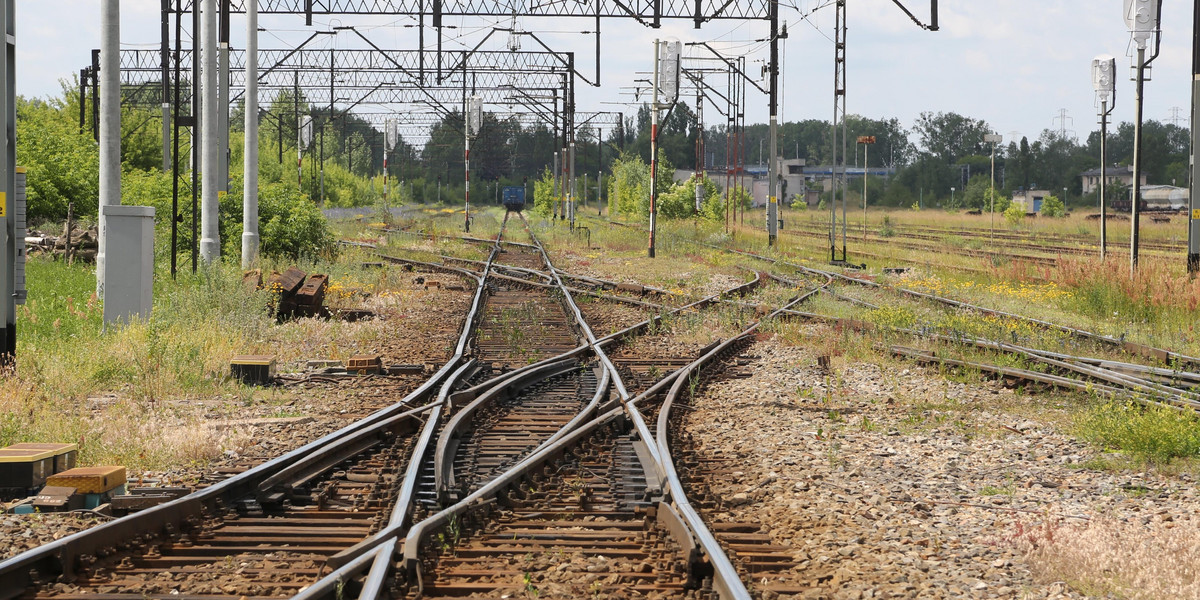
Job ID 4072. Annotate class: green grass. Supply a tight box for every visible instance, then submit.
[1076,400,1200,467]
[2,245,414,470]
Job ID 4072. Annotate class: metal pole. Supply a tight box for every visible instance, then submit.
[840,1,849,261]
[1100,101,1108,261]
[190,2,199,272]
[98,0,121,295]
[990,140,995,243]
[766,0,779,246]
[649,39,660,258]
[295,71,301,189]
[1,0,13,362]
[1131,45,1145,275]
[569,139,576,230]
[321,46,331,205]
[241,0,259,268]
[199,0,220,263]
[464,126,470,232]
[552,149,559,219]
[218,0,229,192]
[91,50,99,142]
[161,0,171,173]
[1188,0,1200,274]
[830,0,844,262]
[863,143,868,240]
[79,68,88,134]
[171,0,182,278]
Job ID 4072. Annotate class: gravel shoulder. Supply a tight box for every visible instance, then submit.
[681,332,1200,599]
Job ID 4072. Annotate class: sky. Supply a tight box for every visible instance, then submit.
[14,1,1197,149]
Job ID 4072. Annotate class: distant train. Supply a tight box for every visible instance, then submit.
[1109,185,1188,213]
[502,186,526,212]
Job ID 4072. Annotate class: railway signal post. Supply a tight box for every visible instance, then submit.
[0,0,12,363]
[1093,55,1115,262]
[1124,0,1162,275]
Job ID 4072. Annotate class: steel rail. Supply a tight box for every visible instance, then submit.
[766,306,1200,411]
[433,357,579,499]
[322,256,765,582]
[0,241,498,600]
[296,232,505,600]
[653,289,822,600]
[589,217,1200,371]
[354,360,479,600]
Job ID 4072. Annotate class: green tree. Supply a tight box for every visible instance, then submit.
[17,94,100,222]
[912,111,991,164]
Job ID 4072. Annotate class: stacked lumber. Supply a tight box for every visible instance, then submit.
[25,226,99,263]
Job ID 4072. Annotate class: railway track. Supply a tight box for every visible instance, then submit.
[854,219,1187,254]
[665,339,809,597]
[590,217,1200,411]
[0,233,498,600]
[304,212,827,599]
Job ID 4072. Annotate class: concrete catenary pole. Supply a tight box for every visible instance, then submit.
[97,0,121,297]
[241,0,259,268]
[199,0,220,263]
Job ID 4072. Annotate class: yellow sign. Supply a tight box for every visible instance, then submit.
[1193,209,1200,220]
[0,192,6,217]
[769,196,777,204]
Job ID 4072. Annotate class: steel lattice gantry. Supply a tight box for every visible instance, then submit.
[165,0,770,25]
[119,47,577,89]
[109,43,582,272]
[116,47,575,127]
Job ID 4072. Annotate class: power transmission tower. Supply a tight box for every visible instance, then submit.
[1167,106,1187,127]
[1053,108,1075,139]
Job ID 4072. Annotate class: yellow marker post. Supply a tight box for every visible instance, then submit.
[0,191,6,217]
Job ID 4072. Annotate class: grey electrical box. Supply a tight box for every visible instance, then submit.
[14,166,24,304]
[101,205,155,326]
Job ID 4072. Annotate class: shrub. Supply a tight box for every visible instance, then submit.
[1077,400,1200,465]
[879,215,895,238]
[1041,194,1066,217]
[658,176,721,220]
[18,96,100,222]
[532,167,555,216]
[606,150,675,220]
[220,181,336,259]
[1003,202,1024,225]
[128,169,334,262]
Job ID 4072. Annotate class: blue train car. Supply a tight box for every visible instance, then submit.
[502,186,526,212]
